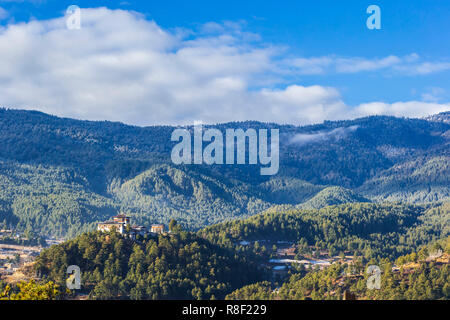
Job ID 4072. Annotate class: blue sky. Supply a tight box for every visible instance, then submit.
[0,0,448,125]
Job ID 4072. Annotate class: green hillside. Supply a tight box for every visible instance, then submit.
[29,202,450,300]
[109,164,271,228]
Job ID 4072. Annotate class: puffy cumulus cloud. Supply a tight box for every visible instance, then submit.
[287,53,450,76]
[0,7,448,125]
[353,101,450,119]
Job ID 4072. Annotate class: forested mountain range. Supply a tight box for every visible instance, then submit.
[33,230,263,300]
[0,108,449,237]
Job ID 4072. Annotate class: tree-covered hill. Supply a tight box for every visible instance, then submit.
[424,111,450,124]
[30,203,449,300]
[1,108,448,189]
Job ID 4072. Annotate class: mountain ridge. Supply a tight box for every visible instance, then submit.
[0,108,449,236]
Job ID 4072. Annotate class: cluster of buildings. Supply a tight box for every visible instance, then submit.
[97,214,165,238]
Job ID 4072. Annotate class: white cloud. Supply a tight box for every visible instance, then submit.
[0,8,448,126]
[335,55,401,73]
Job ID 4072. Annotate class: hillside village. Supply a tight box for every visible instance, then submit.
[235,237,450,294]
